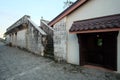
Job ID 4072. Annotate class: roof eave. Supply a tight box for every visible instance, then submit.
[70,28,120,34]
[48,0,88,27]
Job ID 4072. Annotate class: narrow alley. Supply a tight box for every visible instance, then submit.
[0,42,119,80]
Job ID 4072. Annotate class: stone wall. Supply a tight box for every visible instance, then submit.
[6,25,45,56]
[5,16,46,56]
[27,22,44,55]
[17,29,27,48]
[40,20,54,58]
[5,35,11,45]
[53,18,67,62]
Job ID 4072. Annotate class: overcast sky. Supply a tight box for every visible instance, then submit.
[0,0,76,38]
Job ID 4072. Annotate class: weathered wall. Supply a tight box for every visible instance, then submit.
[27,24,44,55]
[6,24,45,56]
[117,31,120,73]
[66,0,120,65]
[40,21,54,57]
[17,29,27,48]
[5,15,46,56]
[6,35,10,44]
[53,17,67,62]
[13,33,17,47]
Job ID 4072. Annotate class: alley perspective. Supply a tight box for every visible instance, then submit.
[1,0,120,80]
[0,41,120,80]
[4,0,120,73]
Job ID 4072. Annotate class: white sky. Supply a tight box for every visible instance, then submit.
[0,0,76,38]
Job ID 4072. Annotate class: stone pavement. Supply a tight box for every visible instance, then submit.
[0,42,119,80]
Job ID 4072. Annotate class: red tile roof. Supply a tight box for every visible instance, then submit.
[69,14,120,33]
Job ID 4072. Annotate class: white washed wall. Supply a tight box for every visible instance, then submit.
[66,0,120,65]
[30,27,38,53]
[15,34,17,46]
[53,18,67,61]
[12,33,16,46]
[5,18,45,56]
[117,31,120,73]
[6,26,44,56]
[67,0,120,23]
[11,34,14,45]
[17,29,27,48]
[6,35,10,44]
[27,25,44,55]
[9,35,11,44]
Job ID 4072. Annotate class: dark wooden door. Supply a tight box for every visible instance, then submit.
[102,32,118,70]
[78,31,118,70]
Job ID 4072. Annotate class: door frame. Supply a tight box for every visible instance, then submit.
[77,31,118,70]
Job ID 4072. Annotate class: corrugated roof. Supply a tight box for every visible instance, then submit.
[69,14,120,33]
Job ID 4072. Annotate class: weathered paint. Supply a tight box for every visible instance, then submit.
[27,23,44,55]
[17,29,27,48]
[40,20,54,58]
[6,35,10,44]
[5,16,46,56]
[53,17,67,62]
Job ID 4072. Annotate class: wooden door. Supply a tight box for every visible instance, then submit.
[78,31,118,70]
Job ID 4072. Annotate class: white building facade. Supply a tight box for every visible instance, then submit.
[48,0,120,72]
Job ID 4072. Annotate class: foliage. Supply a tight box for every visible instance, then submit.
[63,0,74,8]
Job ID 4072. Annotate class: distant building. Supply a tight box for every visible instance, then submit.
[48,0,120,72]
[5,15,47,56]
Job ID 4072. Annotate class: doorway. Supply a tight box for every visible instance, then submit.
[77,31,118,70]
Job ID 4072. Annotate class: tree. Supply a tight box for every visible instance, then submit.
[63,0,74,8]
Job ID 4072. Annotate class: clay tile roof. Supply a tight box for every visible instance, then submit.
[69,14,120,33]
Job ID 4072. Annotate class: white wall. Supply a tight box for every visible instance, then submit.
[6,35,10,44]
[66,33,79,65]
[12,33,16,46]
[17,29,27,48]
[27,25,44,55]
[117,31,120,73]
[66,0,120,65]
[68,0,120,22]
